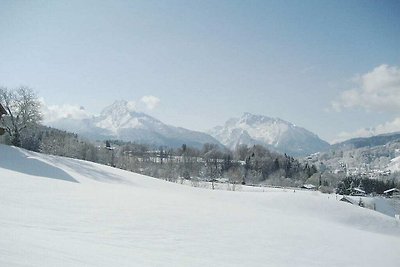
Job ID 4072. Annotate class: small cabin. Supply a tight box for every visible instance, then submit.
[0,103,6,117]
[301,184,316,190]
[350,187,366,196]
[383,188,400,198]
[340,196,354,204]
[0,103,7,136]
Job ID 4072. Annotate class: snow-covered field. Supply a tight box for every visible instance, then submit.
[1,145,400,267]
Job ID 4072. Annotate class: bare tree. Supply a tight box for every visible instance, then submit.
[0,87,42,147]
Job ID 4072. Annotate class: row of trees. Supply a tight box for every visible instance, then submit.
[89,140,319,187]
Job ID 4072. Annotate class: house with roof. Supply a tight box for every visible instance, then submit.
[0,103,7,136]
[301,184,316,190]
[340,196,354,204]
[350,187,366,196]
[0,103,6,117]
[383,188,400,198]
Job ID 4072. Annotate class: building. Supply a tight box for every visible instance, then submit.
[0,103,7,136]
[301,184,316,190]
[0,103,6,117]
[383,188,400,198]
[350,187,366,196]
[340,196,354,204]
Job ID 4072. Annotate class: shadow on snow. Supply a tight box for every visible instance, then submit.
[0,146,79,183]
[44,156,127,184]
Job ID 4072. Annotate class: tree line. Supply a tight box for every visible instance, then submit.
[336,176,398,195]
[108,141,319,186]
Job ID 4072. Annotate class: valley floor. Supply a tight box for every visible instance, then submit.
[0,145,399,267]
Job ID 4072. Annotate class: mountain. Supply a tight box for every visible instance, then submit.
[311,133,400,178]
[209,113,330,156]
[49,100,222,149]
[332,132,400,150]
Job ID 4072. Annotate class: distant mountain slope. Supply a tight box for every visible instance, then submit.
[386,155,400,173]
[209,113,330,156]
[307,133,400,179]
[48,100,222,149]
[332,132,400,150]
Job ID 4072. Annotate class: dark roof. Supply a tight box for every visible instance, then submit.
[0,103,7,116]
[301,184,316,189]
[340,197,354,204]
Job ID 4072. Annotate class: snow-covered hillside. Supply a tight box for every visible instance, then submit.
[209,113,330,156]
[0,144,399,266]
[387,155,400,172]
[48,100,222,149]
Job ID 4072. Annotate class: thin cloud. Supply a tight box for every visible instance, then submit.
[332,117,400,143]
[41,99,91,123]
[140,95,160,110]
[331,64,400,112]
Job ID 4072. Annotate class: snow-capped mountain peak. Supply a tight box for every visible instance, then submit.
[100,100,133,116]
[47,100,222,149]
[96,100,150,134]
[209,112,329,156]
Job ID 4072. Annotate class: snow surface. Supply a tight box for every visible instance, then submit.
[1,144,400,267]
[387,155,400,172]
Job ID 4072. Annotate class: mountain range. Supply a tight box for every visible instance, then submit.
[331,132,400,151]
[48,100,330,155]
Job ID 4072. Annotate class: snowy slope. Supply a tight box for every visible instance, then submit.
[209,113,330,156]
[387,155,400,172]
[48,100,222,149]
[1,144,400,267]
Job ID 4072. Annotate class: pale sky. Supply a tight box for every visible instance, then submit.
[1,0,400,143]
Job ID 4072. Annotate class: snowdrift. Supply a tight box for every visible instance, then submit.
[0,144,399,266]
